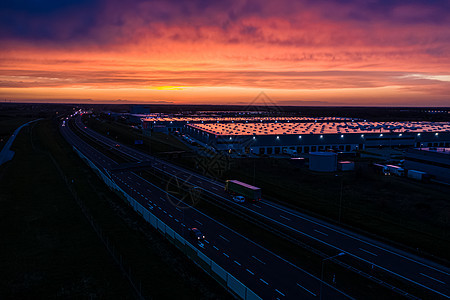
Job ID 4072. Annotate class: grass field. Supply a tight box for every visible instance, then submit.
[0,124,136,298]
[0,119,230,299]
[0,116,36,151]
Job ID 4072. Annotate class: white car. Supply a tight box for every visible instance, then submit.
[233,196,245,203]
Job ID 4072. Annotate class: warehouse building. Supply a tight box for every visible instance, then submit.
[185,121,450,154]
[404,148,450,184]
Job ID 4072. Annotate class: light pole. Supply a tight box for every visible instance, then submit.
[335,174,344,223]
[320,252,345,300]
[339,176,343,223]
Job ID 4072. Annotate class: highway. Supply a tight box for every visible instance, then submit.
[73,115,450,299]
[62,116,353,299]
[0,119,41,166]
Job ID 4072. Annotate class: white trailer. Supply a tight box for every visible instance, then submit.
[407,170,428,181]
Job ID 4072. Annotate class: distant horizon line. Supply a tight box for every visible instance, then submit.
[1,100,449,109]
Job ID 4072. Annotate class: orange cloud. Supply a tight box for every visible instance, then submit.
[1,0,449,105]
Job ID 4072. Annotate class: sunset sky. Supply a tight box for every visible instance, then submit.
[1,0,449,106]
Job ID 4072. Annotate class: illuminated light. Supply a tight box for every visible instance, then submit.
[417,133,421,136]
[253,136,256,140]
[276,136,280,139]
[399,133,402,136]
[341,134,344,138]
[299,135,302,139]
[435,133,439,136]
[229,137,232,140]
[320,135,323,138]
[380,134,383,137]
[361,134,364,138]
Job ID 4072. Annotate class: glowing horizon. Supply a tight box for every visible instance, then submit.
[1,0,449,106]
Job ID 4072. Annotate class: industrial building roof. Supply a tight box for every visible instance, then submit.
[143,116,355,123]
[187,122,450,136]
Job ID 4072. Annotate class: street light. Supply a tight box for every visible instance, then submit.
[320,252,345,300]
[335,174,344,223]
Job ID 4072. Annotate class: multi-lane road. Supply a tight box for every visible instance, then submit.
[62,116,354,299]
[70,115,449,299]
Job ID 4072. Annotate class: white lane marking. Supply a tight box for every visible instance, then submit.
[211,186,219,190]
[174,219,179,222]
[163,210,167,214]
[420,273,446,285]
[204,240,209,244]
[136,182,140,186]
[252,255,266,265]
[213,246,219,251]
[279,215,291,221]
[261,200,450,278]
[246,269,254,275]
[234,260,241,266]
[275,289,285,297]
[180,223,186,227]
[147,189,152,193]
[127,176,132,180]
[168,214,173,218]
[195,220,203,225]
[259,278,269,286]
[359,248,378,257]
[219,235,230,242]
[160,197,166,202]
[223,253,230,258]
[296,283,317,297]
[157,207,162,210]
[252,204,262,209]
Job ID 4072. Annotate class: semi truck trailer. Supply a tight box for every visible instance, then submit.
[225,180,261,202]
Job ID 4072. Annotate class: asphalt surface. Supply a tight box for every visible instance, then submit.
[0,119,41,167]
[61,117,353,299]
[72,116,450,299]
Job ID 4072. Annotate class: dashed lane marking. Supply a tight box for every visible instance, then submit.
[252,256,266,265]
[359,248,378,257]
[314,229,329,236]
[296,283,317,297]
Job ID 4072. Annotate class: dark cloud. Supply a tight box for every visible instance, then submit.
[0,0,101,41]
[1,0,448,44]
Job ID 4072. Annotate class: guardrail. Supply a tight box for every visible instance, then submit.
[73,146,262,300]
